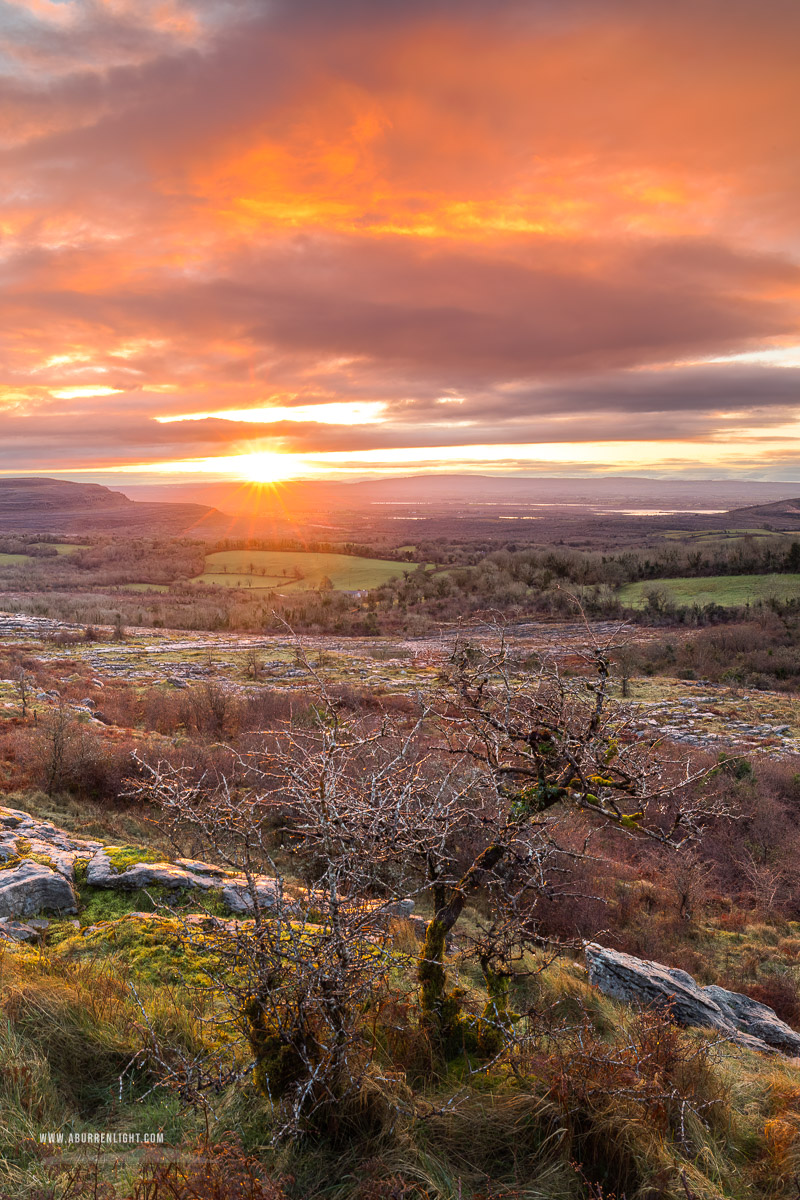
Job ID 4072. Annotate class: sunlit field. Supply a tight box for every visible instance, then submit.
[620,572,800,608]
[191,549,417,592]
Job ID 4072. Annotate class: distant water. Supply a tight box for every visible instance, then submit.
[377,502,730,516]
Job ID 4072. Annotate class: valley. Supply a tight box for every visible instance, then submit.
[4,477,800,1199]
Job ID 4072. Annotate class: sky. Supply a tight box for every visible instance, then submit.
[1,0,800,485]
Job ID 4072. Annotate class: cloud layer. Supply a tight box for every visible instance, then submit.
[1,0,800,479]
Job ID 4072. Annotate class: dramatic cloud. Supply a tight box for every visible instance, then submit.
[1,0,800,479]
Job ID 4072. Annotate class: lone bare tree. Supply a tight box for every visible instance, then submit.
[15,668,33,719]
[129,629,724,1124]
[413,628,724,1049]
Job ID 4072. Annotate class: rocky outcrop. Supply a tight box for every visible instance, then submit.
[0,860,78,918]
[0,804,415,928]
[86,848,222,892]
[221,878,283,914]
[0,916,49,942]
[0,805,103,878]
[703,985,800,1057]
[585,943,800,1056]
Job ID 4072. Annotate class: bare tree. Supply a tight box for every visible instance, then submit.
[15,668,33,719]
[38,700,76,795]
[128,681,442,1134]
[413,626,726,1048]
[128,629,726,1123]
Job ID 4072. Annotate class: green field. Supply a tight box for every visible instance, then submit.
[663,528,783,542]
[0,544,84,567]
[620,572,800,608]
[43,542,85,555]
[192,549,414,592]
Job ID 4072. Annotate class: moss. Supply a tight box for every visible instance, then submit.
[28,852,57,869]
[104,844,163,873]
[245,994,308,1100]
[15,837,32,856]
[77,882,174,924]
[56,914,229,988]
[418,919,471,1057]
[478,967,513,1056]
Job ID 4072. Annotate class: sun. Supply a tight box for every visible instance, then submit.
[233,450,295,484]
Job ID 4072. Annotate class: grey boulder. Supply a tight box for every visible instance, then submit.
[0,861,78,918]
[704,984,800,1057]
[86,849,217,892]
[221,878,284,914]
[0,917,42,942]
[585,943,800,1056]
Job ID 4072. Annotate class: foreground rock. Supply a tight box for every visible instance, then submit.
[0,804,415,927]
[586,943,800,1057]
[0,916,48,941]
[86,848,229,893]
[0,860,78,918]
[1,805,103,876]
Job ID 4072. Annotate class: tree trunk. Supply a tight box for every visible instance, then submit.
[418,842,508,1052]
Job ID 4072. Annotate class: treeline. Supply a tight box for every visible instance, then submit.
[209,535,417,562]
[0,534,78,556]
[0,538,206,588]
[6,531,800,637]
[625,612,800,692]
[71,538,206,583]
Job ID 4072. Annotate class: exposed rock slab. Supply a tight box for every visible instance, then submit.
[585,943,800,1056]
[0,917,43,942]
[86,848,220,892]
[0,860,78,918]
[0,806,102,878]
[221,877,285,914]
[704,984,800,1057]
[0,803,415,927]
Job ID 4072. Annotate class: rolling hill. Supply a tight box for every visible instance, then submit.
[0,478,228,535]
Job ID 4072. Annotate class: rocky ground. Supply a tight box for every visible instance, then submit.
[2,610,798,759]
[4,797,800,1064]
[0,802,419,944]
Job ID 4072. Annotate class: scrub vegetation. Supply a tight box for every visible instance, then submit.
[2,616,800,1199]
[4,510,800,1196]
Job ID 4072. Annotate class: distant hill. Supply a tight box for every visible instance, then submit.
[0,478,227,535]
[5,474,800,541]
[123,474,800,514]
[727,497,800,527]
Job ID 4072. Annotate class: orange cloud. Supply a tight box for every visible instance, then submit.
[1,0,800,480]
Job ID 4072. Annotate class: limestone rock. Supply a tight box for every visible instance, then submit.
[86,849,217,892]
[704,985,800,1057]
[0,917,41,942]
[0,803,416,925]
[0,861,78,918]
[221,878,283,914]
[0,806,102,877]
[585,943,800,1056]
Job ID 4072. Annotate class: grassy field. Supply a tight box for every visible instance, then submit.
[44,542,85,555]
[664,527,782,539]
[0,544,84,567]
[663,528,784,544]
[192,549,415,592]
[620,572,800,608]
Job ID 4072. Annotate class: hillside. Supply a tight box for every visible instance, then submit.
[124,474,800,512]
[0,477,228,535]
[728,496,800,527]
